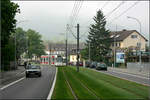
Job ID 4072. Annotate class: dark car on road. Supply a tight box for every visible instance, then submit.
[96,63,107,71]
[85,61,91,68]
[26,65,42,77]
[90,62,97,68]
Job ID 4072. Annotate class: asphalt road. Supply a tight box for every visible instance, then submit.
[96,69,150,86]
[0,65,56,99]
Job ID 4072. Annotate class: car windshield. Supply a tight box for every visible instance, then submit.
[97,63,101,66]
[101,64,106,67]
[27,65,40,69]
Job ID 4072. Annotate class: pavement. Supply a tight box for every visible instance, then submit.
[0,66,25,87]
[108,67,149,78]
[0,65,56,99]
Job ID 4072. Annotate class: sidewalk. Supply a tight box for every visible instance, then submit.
[108,67,149,78]
[0,66,25,86]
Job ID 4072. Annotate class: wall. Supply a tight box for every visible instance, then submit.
[127,62,150,74]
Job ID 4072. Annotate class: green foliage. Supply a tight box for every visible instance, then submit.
[1,37,16,70]
[86,10,111,62]
[26,29,46,58]
[80,47,89,60]
[1,0,20,47]
[1,0,20,70]
[11,27,28,60]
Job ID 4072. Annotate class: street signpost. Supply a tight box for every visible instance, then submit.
[116,52,125,63]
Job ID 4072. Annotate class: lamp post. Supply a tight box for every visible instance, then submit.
[127,16,142,71]
[16,20,29,66]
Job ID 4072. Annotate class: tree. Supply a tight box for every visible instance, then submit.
[86,10,111,62]
[80,47,89,60]
[1,0,20,70]
[26,29,45,59]
[12,27,27,60]
[1,0,20,47]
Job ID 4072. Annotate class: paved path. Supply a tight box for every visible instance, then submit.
[0,66,25,87]
[0,65,56,99]
[108,67,149,78]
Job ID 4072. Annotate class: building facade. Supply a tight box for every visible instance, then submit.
[110,30,148,52]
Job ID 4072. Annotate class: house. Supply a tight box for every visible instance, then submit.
[110,29,148,52]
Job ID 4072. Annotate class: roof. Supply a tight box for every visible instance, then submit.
[110,30,148,42]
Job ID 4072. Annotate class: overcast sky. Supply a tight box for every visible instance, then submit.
[14,1,149,43]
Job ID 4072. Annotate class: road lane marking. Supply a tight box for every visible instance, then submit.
[47,67,58,100]
[0,77,25,90]
[109,70,149,79]
[91,69,150,86]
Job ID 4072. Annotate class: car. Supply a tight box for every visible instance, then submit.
[96,63,107,71]
[25,65,42,77]
[90,61,97,68]
[85,61,91,68]
[79,62,83,66]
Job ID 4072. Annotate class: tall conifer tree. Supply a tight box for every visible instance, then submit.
[86,10,111,62]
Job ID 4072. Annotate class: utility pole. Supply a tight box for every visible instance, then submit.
[114,24,117,68]
[66,39,68,66]
[66,24,69,66]
[77,24,80,72]
[127,16,142,71]
[89,42,91,61]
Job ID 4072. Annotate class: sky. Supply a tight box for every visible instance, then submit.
[14,1,149,44]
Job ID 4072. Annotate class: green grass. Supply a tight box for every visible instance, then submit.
[52,66,149,100]
[51,67,74,99]
[64,67,97,99]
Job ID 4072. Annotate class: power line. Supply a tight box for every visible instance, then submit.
[70,0,83,27]
[105,1,125,18]
[72,0,84,26]
[68,0,84,39]
[108,1,140,24]
[80,1,138,39]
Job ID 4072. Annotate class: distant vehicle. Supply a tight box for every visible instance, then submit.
[96,63,107,71]
[69,62,74,66]
[85,61,91,68]
[25,65,42,77]
[90,61,97,68]
[79,62,83,66]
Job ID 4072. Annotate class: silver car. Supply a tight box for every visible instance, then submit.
[25,65,42,77]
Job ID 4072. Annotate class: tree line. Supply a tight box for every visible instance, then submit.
[1,0,45,70]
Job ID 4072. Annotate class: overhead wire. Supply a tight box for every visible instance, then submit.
[108,0,140,24]
[68,0,84,39]
[80,1,139,40]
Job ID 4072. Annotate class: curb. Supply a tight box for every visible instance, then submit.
[47,67,58,100]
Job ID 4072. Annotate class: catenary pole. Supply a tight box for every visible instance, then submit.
[77,24,79,72]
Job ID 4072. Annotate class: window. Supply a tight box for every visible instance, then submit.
[137,42,141,47]
[131,35,137,38]
[118,43,121,47]
[115,43,117,46]
[112,43,114,47]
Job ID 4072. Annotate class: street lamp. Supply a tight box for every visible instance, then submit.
[15,20,29,67]
[127,16,142,71]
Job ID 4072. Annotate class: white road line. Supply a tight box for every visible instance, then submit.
[94,69,150,86]
[109,70,149,79]
[0,77,25,90]
[47,67,58,100]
